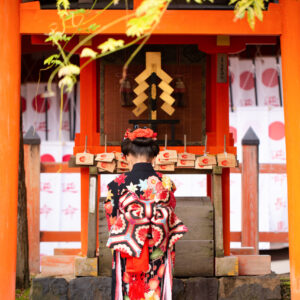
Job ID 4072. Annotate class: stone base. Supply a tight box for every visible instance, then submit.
[31,274,283,300]
[215,256,238,276]
[237,255,271,275]
[74,257,98,277]
[40,255,76,276]
[218,274,281,300]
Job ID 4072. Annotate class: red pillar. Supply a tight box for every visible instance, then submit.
[0,0,21,298]
[280,1,300,298]
[211,54,231,256]
[77,59,98,255]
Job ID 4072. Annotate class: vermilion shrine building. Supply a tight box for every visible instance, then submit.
[1,0,300,299]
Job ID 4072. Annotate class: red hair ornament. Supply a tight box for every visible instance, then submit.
[124,128,157,141]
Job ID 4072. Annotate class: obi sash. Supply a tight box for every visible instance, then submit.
[106,190,187,258]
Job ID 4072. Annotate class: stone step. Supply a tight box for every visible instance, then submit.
[41,255,76,276]
[31,275,282,300]
[237,255,271,275]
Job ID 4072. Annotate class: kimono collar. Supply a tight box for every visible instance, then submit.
[131,162,154,172]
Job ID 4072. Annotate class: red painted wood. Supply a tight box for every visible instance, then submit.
[242,145,259,254]
[212,53,231,256]
[280,2,300,297]
[0,1,21,298]
[231,163,286,174]
[40,162,80,173]
[54,248,81,255]
[40,162,286,174]
[230,231,288,243]
[20,2,282,36]
[40,231,81,242]
[75,59,99,256]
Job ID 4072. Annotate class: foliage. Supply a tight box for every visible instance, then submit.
[229,0,268,29]
[15,288,30,300]
[44,0,267,95]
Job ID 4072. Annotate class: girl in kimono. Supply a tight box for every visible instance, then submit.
[104,127,188,300]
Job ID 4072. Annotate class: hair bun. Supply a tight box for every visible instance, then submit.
[132,137,153,146]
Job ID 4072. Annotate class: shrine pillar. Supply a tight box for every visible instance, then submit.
[280,0,300,298]
[0,0,21,298]
[76,59,99,255]
[209,53,231,256]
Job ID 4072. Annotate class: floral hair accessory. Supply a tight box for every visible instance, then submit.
[124,128,157,141]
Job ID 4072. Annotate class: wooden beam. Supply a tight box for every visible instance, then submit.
[212,166,224,258]
[231,163,287,174]
[259,232,289,243]
[259,163,287,174]
[40,162,80,173]
[41,162,287,174]
[230,231,289,243]
[54,248,81,255]
[20,2,282,35]
[40,231,81,242]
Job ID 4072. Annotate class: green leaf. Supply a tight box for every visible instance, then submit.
[73,8,86,14]
[88,23,100,31]
[247,7,255,29]
[150,248,164,260]
[254,2,263,21]
[44,54,60,65]
[57,0,70,10]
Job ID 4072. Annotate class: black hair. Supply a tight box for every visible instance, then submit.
[121,136,160,159]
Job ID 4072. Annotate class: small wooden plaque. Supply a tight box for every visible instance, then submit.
[117,168,129,173]
[159,150,177,160]
[217,153,237,168]
[115,152,127,162]
[177,159,195,167]
[195,163,213,170]
[154,164,175,172]
[97,161,116,173]
[196,155,217,166]
[155,156,177,165]
[117,160,129,169]
[178,153,196,161]
[95,153,115,162]
[76,153,94,166]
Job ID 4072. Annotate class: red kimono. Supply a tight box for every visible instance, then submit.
[104,163,188,300]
